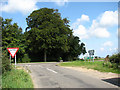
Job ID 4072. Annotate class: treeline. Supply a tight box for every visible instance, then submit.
[2,8,86,64]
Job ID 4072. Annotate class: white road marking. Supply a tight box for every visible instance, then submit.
[47,68,58,73]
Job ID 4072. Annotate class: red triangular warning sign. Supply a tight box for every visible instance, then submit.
[7,48,19,58]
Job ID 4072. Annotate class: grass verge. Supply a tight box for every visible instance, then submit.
[2,69,34,88]
[60,60,120,74]
[18,62,57,64]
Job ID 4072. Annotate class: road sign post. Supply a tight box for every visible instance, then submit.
[15,55,16,68]
[10,54,11,65]
[88,50,95,62]
[7,48,19,68]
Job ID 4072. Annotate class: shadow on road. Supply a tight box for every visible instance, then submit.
[102,77,120,87]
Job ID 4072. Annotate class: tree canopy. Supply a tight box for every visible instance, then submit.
[1,17,26,62]
[25,8,74,61]
[2,8,87,62]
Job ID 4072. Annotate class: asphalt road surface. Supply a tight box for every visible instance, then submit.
[17,63,118,88]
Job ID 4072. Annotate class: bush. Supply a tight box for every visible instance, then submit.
[103,62,119,69]
[21,54,31,63]
[79,59,84,61]
[104,53,120,69]
[2,51,11,73]
[103,53,120,69]
[109,53,120,64]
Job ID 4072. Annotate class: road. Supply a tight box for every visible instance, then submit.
[17,63,118,88]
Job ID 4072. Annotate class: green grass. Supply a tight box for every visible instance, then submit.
[94,58,104,60]
[60,60,120,74]
[2,69,34,88]
[18,61,57,64]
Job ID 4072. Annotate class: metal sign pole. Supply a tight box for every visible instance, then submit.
[10,55,11,65]
[93,56,94,62]
[15,55,16,68]
[90,55,91,62]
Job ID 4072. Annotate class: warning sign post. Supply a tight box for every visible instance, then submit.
[7,48,19,68]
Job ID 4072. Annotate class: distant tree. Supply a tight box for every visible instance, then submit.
[25,8,72,62]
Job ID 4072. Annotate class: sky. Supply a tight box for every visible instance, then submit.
[0,0,119,58]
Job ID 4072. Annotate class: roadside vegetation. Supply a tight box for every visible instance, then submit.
[60,58,120,74]
[2,51,34,88]
[94,58,104,60]
[2,69,33,88]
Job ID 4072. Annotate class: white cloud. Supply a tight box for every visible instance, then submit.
[80,14,90,22]
[100,48,104,52]
[103,41,113,47]
[100,11,118,27]
[73,25,89,39]
[109,48,112,52]
[71,14,89,29]
[109,48,118,54]
[0,0,68,14]
[91,28,110,38]
[0,0,38,14]
[114,48,118,52]
[54,0,68,6]
[72,10,117,39]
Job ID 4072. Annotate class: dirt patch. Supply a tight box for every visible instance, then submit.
[62,66,119,79]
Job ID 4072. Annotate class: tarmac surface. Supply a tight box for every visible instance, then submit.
[17,63,119,88]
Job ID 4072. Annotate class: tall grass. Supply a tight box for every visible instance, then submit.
[2,69,34,88]
[60,61,120,74]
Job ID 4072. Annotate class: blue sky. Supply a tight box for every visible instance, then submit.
[0,0,119,58]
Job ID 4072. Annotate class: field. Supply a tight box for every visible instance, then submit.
[2,69,34,88]
[60,60,120,74]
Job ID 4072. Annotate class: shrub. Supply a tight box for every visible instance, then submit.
[21,54,31,63]
[79,59,84,61]
[109,53,120,63]
[103,53,120,69]
[2,51,11,73]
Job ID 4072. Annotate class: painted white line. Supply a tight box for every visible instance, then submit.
[47,68,58,73]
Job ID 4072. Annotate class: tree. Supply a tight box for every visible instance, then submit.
[63,36,86,61]
[25,8,72,62]
[2,17,25,62]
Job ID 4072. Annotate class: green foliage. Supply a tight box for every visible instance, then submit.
[25,8,86,61]
[103,53,120,70]
[1,17,26,63]
[63,36,86,61]
[2,69,33,88]
[109,53,120,63]
[94,58,104,60]
[59,57,62,60]
[2,51,11,73]
[26,8,71,52]
[103,61,119,69]
[21,54,31,63]
[60,61,120,74]
[1,8,87,63]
